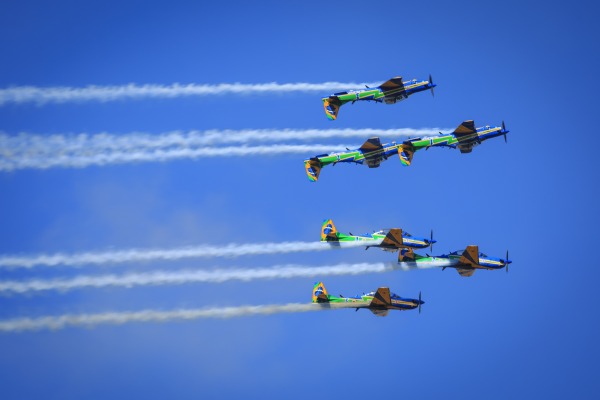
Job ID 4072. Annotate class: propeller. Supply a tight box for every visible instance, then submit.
[429,74,435,97]
[505,250,509,274]
[502,120,508,144]
[430,229,434,252]
[418,291,422,314]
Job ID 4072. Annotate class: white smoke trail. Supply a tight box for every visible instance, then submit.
[0,81,378,106]
[0,127,448,171]
[0,143,347,171]
[0,241,370,269]
[0,128,442,153]
[0,261,437,294]
[0,302,366,332]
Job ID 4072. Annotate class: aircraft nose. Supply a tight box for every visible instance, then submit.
[429,239,437,244]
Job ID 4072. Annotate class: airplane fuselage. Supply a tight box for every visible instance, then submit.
[306,141,401,169]
[324,231,432,249]
[326,78,434,106]
[406,125,507,153]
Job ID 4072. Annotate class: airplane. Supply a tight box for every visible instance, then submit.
[398,120,509,166]
[322,75,436,120]
[303,120,508,181]
[304,136,403,182]
[320,219,435,252]
[312,281,424,316]
[397,245,512,277]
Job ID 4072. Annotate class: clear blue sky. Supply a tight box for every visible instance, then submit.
[0,1,598,399]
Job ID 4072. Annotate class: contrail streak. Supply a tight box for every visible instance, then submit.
[0,81,378,106]
[0,303,364,332]
[0,241,369,269]
[0,127,447,171]
[0,128,442,152]
[0,262,440,294]
[0,143,346,171]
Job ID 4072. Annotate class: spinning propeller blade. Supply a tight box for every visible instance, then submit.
[502,120,507,144]
[430,229,434,252]
[418,291,422,314]
[505,250,509,274]
[429,74,435,97]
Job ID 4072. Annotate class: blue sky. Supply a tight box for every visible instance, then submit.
[0,1,598,398]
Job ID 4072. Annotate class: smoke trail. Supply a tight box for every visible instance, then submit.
[0,143,347,171]
[0,241,370,269]
[0,261,440,294]
[0,127,448,171]
[0,302,365,332]
[0,81,378,106]
[0,128,442,153]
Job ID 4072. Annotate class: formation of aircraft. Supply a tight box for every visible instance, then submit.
[320,219,435,251]
[303,120,508,181]
[306,74,513,316]
[312,282,424,316]
[397,245,512,277]
[322,75,435,120]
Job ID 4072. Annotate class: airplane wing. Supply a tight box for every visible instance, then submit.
[379,228,404,249]
[359,137,384,168]
[370,287,392,306]
[458,245,480,266]
[452,120,477,142]
[457,268,476,277]
[379,77,405,94]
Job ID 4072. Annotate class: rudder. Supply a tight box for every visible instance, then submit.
[312,282,329,303]
[321,219,338,241]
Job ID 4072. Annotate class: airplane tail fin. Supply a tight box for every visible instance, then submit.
[399,143,415,166]
[304,158,322,182]
[322,97,342,120]
[398,247,416,262]
[312,282,329,303]
[321,219,338,241]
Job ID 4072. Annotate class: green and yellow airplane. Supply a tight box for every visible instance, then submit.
[304,120,508,181]
[320,219,435,252]
[397,245,512,277]
[312,282,424,316]
[322,75,435,120]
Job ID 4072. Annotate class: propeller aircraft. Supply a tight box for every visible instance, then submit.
[397,245,512,277]
[303,120,508,181]
[320,219,435,252]
[399,120,509,166]
[322,75,436,120]
[312,282,424,316]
